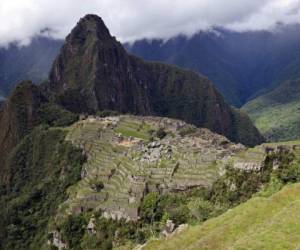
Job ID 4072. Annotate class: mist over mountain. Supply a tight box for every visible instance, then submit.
[2,22,300,108]
[126,24,300,106]
[0,37,63,98]
[1,0,300,47]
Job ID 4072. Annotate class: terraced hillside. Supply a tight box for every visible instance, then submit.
[58,115,245,221]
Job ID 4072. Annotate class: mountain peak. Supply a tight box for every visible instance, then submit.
[68,14,112,42]
[80,14,103,22]
[48,15,264,146]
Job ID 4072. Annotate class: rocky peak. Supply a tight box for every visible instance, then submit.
[68,14,114,45]
[49,15,129,111]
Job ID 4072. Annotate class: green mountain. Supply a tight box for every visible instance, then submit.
[48,14,263,146]
[0,125,86,249]
[243,79,300,142]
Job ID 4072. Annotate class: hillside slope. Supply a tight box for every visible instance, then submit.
[143,182,300,250]
[48,14,263,146]
[243,79,300,142]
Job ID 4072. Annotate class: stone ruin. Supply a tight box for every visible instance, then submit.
[234,162,262,172]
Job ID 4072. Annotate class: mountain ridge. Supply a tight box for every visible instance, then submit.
[126,24,300,107]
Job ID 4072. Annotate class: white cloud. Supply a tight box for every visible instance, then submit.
[0,0,300,47]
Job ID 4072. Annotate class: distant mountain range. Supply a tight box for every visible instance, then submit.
[2,23,300,106]
[0,37,62,98]
[2,23,300,142]
[3,24,300,108]
[126,24,300,107]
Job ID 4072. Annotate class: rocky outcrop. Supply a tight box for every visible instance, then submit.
[160,220,175,237]
[49,14,264,146]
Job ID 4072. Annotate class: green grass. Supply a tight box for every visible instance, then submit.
[115,126,150,140]
[143,183,300,250]
[114,117,152,140]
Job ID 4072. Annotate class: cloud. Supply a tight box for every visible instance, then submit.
[1,0,300,47]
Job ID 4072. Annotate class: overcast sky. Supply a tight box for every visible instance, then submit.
[1,0,300,47]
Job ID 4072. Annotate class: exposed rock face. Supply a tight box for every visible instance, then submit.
[49,14,264,146]
[160,220,175,237]
[0,81,47,179]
